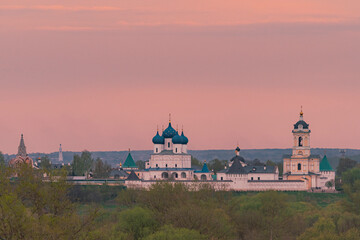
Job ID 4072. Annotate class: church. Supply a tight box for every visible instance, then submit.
[126,110,336,191]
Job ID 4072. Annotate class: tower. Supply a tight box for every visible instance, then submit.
[283,108,321,189]
[58,144,63,162]
[292,107,311,157]
[17,134,27,158]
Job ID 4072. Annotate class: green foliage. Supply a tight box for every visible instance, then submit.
[40,155,51,170]
[0,163,98,239]
[117,207,158,240]
[144,225,206,240]
[0,151,5,165]
[298,217,337,240]
[208,158,227,174]
[191,157,202,167]
[72,151,94,176]
[93,158,111,178]
[341,166,360,214]
[336,157,357,176]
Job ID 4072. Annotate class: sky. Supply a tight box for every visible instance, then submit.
[1,0,360,154]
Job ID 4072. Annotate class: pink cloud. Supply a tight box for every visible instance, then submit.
[0,5,125,11]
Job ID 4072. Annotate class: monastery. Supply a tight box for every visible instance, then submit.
[7,110,336,191]
[125,110,336,191]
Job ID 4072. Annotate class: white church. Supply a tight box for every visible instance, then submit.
[126,111,336,191]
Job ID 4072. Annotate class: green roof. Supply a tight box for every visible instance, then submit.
[201,162,210,173]
[320,155,334,171]
[123,152,137,168]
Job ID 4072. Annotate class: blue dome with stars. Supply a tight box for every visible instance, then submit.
[163,122,178,138]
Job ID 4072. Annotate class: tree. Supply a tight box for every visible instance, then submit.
[144,225,206,240]
[191,157,202,167]
[337,157,357,176]
[0,151,5,165]
[325,180,334,189]
[72,151,94,176]
[40,155,52,170]
[208,159,226,174]
[92,158,111,178]
[341,166,360,214]
[0,163,98,239]
[116,207,158,240]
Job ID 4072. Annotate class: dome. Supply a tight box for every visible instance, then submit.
[152,131,165,144]
[163,122,178,138]
[172,133,183,144]
[294,120,309,129]
[230,155,246,163]
[181,131,188,144]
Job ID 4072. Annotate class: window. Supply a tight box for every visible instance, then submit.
[298,163,301,170]
[162,172,169,179]
[156,164,158,167]
[258,177,260,180]
[166,164,168,168]
[156,148,158,153]
[172,172,178,178]
[181,172,186,178]
[175,164,177,167]
[201,174,207,180]
[251,177,253,180]
[175,148,177,153]
[168,142,170,148]
[154,175,156,179]
[220,177,223,180]
[299,137,303,147]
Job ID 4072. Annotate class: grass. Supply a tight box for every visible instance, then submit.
[232,191,345,208]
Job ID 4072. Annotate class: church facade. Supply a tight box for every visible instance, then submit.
[126,112,336,191]
[282,110,335,190]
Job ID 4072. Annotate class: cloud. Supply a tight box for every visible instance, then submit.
[34,26,94,31]
[0,5,125,11]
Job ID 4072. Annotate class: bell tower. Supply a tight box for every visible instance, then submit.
[292,107,311,157]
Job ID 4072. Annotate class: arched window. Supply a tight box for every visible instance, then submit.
[156,148,158,153]
[172,172,178,179]
[162,172,169,179]
[201,174,207,180]
[168,142,170,148]
[298,163,301,170]
[166,164,168,168]
[299,137,303,147]
[175,148,177,153]
[181,172,186,178]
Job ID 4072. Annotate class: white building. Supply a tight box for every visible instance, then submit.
[126,112,335,192]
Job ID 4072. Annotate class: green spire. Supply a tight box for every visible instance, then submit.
[320,155,334,171]
[123,150,137,169]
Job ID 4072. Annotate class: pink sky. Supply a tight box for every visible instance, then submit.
[1,1,360,153]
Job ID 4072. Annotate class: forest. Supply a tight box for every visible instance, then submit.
[0,160,360,240]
